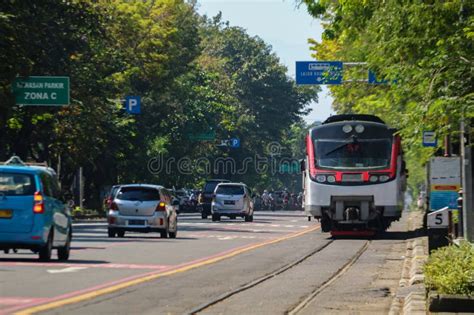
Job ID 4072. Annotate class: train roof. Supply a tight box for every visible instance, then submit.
[323,114,385,125]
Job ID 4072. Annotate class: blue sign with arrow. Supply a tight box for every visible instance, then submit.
[296,61,343,85]
[368,70,389,84]
[125,96,141,114]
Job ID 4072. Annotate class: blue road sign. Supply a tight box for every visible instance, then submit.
[296,61,343,85]
[368,70,389,84]
[423,131,437,147]
[125,96,141,114]
[229,138,240,148]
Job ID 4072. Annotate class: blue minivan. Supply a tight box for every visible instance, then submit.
[0,159,72,261]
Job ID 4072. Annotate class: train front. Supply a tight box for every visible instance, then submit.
[304,115,405,235]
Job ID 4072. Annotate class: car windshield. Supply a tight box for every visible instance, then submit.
[116,187,160,201]
[0,172,36,196]
[216,185,245,195]
[204,182,220,193]
[315,139,392,169]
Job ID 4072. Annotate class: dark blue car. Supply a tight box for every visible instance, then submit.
[0,161,72,261]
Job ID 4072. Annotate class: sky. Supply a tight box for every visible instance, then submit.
[196,0,335,124]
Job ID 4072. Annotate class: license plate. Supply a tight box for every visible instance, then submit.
[342,174,363,182]
[224,200,235,205]
[128,220,145,226]
[0,209,12,219]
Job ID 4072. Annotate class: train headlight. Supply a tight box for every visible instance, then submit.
[379,175,390,182]
[316,175,327,183]
[327,175,336,183]
[355,124,365,133]
[369,175,379,182]
[342,124,352,133]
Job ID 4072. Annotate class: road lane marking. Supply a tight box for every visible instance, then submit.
[0,298,48,306]
[13,224,321,315]
[47,267,87,274]
[217,236,236,240]
[0,262,170,270]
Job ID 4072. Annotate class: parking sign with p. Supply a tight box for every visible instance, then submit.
[125,96,141,114]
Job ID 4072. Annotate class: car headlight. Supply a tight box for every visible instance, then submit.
[379,175,390,182]
[369,175,379,182]
[316,175,327,182]
[327,175,336,183]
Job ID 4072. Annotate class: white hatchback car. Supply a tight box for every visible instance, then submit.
[107,184,178,238]
[211,183,254,222]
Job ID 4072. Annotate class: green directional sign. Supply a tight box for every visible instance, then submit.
[279,163,300,174]
[12,76,70,106]
[187,131,216,141]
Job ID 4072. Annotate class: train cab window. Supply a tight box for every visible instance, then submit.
[315,139,392,169]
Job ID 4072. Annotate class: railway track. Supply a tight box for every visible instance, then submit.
[188,239,371,315]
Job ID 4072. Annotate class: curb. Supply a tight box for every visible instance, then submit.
[389,210,428,315]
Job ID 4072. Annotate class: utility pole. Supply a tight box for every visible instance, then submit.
[79,167,84,210]
[461,118,473,242]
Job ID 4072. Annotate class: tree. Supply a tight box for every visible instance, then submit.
[300,0,474,195]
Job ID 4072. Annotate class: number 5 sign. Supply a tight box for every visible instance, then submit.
[427,207,449,228]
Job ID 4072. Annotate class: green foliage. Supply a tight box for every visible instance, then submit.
[0,1,318,207]
[424,243,474,295]
[302,0,474,196]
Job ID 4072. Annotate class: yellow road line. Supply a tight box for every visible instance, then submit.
[16,224,320,315]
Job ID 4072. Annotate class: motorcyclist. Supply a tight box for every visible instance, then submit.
[262,190,271,210]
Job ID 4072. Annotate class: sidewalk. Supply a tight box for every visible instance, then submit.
[390,209,428,315]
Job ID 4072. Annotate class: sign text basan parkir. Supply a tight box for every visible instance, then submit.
[12,76,70,106]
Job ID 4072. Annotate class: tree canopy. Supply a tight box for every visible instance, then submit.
[300,0,474,194]
[0,0,319,208]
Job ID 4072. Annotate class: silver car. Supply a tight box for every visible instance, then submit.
[107,184,178,238]
[211,183,254,222]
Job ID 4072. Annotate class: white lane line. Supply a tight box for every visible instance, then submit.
[217,236,236,240]
[47,267,88,274]
[0,297,49,306]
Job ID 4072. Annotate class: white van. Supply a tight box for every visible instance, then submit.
[211,183,254,222]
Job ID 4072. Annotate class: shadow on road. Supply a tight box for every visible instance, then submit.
[0,257,109,264]
[374,228,425,240]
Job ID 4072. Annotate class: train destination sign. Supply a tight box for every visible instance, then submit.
[13,76,70,106]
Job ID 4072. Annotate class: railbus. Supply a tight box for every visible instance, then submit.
[302,114,407,236]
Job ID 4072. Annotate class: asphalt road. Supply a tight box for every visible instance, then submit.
[0,211,414,315]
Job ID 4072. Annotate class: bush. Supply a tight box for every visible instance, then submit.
[424,242,474,296]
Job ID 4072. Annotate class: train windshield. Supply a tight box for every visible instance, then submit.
[315,138,392,170]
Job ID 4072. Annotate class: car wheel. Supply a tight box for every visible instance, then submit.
[58,229,72,261]
[39,230,53,261]
[168,219,177,238]
[107,228,116,238]
[168,226,177,238]
[160,228,168,238]
[117,230,125,238]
